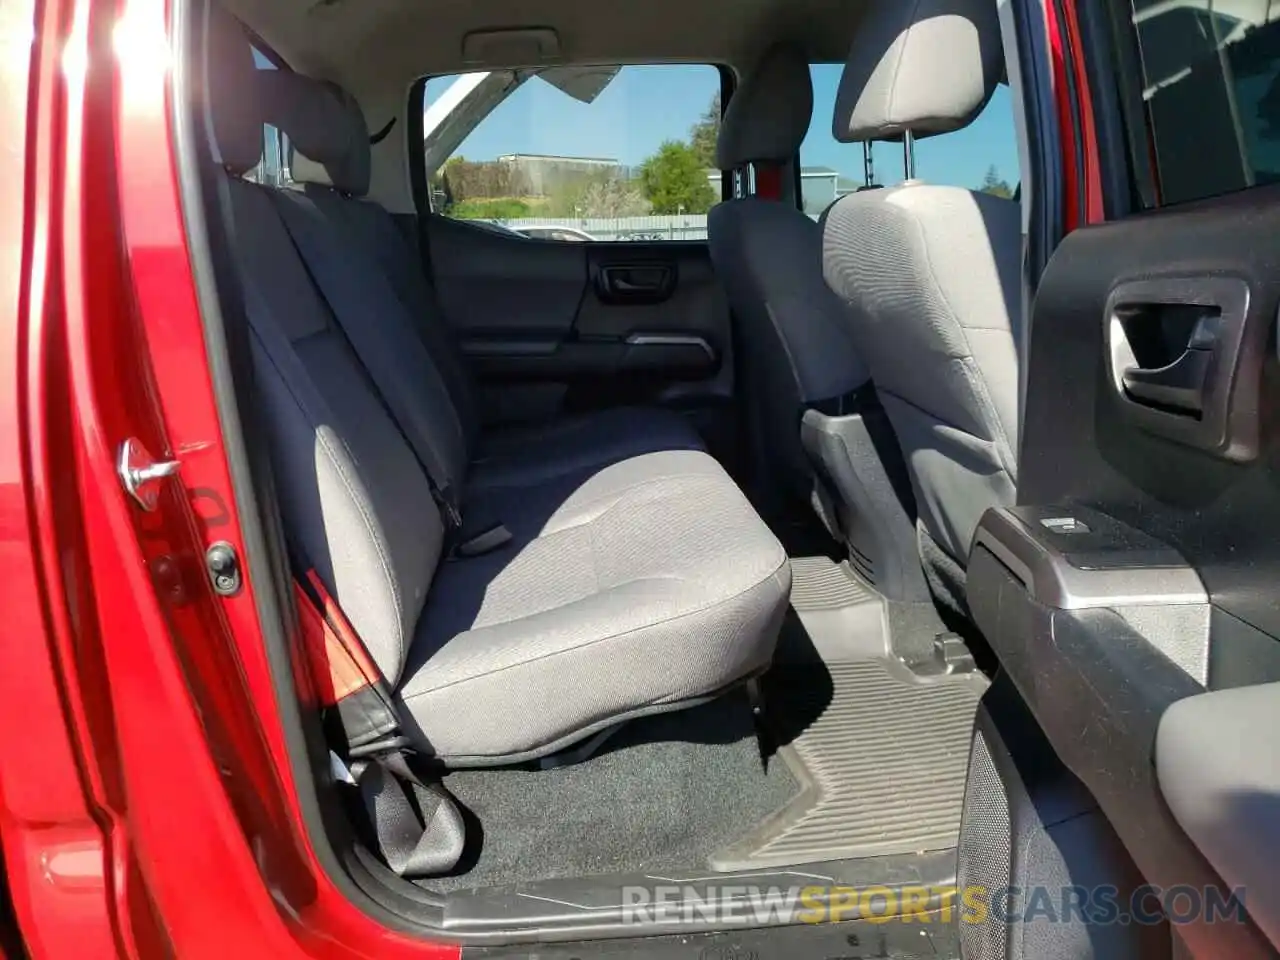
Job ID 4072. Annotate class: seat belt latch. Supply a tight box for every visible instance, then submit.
[448,522,513,560]
[431,482,463,533]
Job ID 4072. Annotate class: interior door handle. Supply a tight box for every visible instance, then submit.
[613,276,658,293]
[595,263,676,303]
[1104,276,1257,460]
[1121,313,1222,415]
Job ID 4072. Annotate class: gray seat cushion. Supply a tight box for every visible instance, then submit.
[708,44,869,501]
[202,17,790,767]
[399,451,791,765]
[823,186,1020,563]
[823,0,1021,568]
[260,68,709,492]
[471,405,703,492]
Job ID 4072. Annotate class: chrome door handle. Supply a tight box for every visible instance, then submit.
[118,437,180,511]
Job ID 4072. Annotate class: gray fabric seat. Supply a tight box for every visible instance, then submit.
[270,76,704,495]
[401,449,789,764]
[707,45,868,504]
[204,14,789,765]
[821,0,1021,599]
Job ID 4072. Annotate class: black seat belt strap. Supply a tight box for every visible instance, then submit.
[268,189,465,536]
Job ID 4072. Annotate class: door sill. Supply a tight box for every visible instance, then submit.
[429,850,957,945]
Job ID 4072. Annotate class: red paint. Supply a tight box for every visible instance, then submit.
[0,0,1108,956]
[1048,0,1105,230]
[0,0,457,954]
[752,162,783,201]
[1060,0,1104,223]
[296,571,384,706]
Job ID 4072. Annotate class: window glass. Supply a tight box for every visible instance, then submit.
[248,47,288,186]
[420,65,723,241]
[1128,0,1280,205]
[799,63,1020,214]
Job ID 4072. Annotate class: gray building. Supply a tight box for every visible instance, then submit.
[704,165,862,214]
[799,166,863,215]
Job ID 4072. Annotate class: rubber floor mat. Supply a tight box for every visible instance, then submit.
[789,556,875,611]
[712,659,987,870]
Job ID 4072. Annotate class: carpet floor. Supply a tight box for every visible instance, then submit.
[426,692,799,892]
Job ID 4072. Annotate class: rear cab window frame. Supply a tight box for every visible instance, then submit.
[1090,0,1280,212]
[407,64,736,242]
[797,62,1023,215]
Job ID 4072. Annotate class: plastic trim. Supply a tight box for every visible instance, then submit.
[437,851,957,943]
[970,505,1206,609]
[964,550,1272,957]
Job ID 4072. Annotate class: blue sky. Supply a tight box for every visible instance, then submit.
[425,65,1019,191]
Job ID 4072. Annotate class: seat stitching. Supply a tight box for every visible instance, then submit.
[249,325,407,671]
[881,385,1015,482]
[900,199,1018,477]
[398,555,788,700]
[884,0,924,131]
[524,470,726,537]
[468,571,693,634]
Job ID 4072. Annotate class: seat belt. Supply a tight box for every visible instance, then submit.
[270,190,513,559]
[242,307,468,874]
[220,189,465,876]
[294,569,465,878]
[267,189,465,536]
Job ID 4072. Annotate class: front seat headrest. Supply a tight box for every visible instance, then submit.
[258,71,372,196]
[717,44,814,169]
[833,0,1004,144]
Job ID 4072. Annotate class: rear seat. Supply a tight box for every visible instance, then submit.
[261,73,705,497]
[205,10,791,766]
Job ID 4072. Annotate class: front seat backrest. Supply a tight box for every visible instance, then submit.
[708,45,869,506]
[822,0,1021,589]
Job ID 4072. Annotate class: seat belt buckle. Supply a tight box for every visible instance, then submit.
[329,750,357,785]
[431,482,463,533]
[447,522,513,561]
[443,499,463,532]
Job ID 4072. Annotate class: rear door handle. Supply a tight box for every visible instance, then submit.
[1104,276,1257,459]
[595,263,676,304]
[1120,313,1222,415]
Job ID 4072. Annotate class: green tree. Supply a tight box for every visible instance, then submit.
[978,164,1014,199]
[639,141,717,214]
[689,92,722,169]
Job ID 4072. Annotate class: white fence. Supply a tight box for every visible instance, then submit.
[498,214,711,242]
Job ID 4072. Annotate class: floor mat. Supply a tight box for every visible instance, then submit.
[789,555,876,611]
[427,694,799,893]
[712,659,987,870]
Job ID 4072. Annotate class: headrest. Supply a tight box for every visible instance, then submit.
[833,0,1003,143]
[716,45,813,169]
[258,72,371,196]
[205,5,261,175]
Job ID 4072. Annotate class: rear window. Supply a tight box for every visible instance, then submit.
[247,46,288,187]
[1125,0,1280,205]
[418,65,725,241]
[799,63,1020,213]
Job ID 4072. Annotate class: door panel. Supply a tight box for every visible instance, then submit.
[427,213,586,338]
[1020,186,1280,642]
[423,213,734,428]
[962,186,1280,956]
